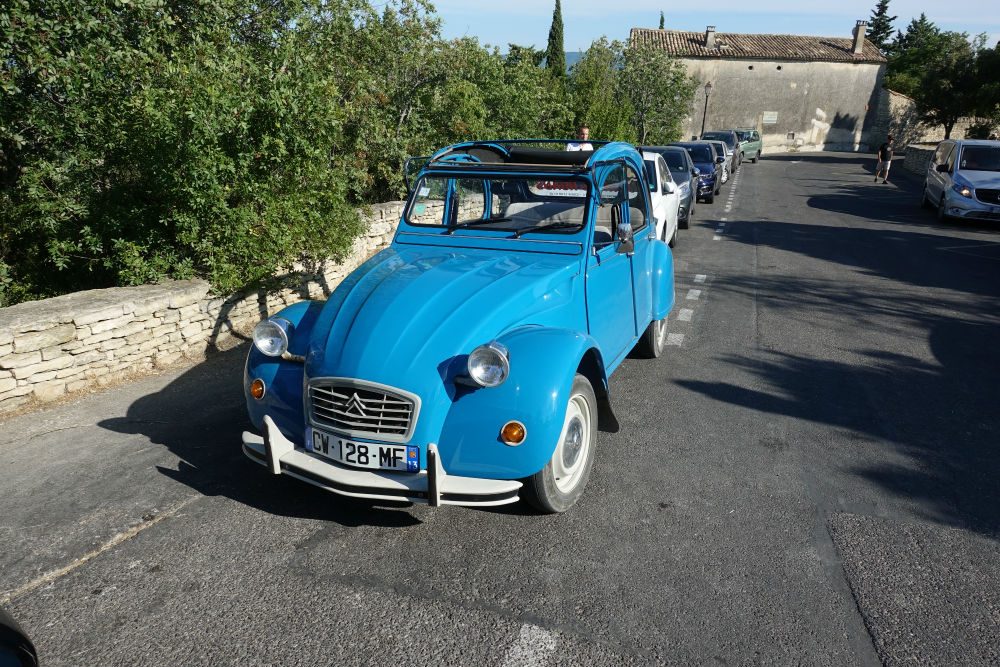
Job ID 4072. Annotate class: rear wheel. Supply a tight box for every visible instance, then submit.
[521,374,597,514]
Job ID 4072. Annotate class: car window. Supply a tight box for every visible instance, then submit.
[958,145,1000,172]
[685,145,713,163]
[946,145,958,172]
[596,165,626,245]
[406,175,589,235]
[643,160,658,192]
[657,156,673,190]
[933,142,951,165]
[660,151,689,176]
[625,165,648,231]
[752,131,760,141]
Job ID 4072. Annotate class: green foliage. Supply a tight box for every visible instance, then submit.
[545,0,566,78]
[621,44,698,144]
[866,0,896,52]
[0,0,691,307]
[569,39,635,141]
[659,12,665,30]
[885,13,944,96]
[912,33,986,138]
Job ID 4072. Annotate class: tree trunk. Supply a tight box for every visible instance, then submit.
[944,120,954,140]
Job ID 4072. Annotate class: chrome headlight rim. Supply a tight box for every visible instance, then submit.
[467,341,510,388]
[253,317,292,358]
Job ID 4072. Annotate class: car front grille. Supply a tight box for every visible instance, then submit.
[976,189,1000,205]
[308,380,418,443]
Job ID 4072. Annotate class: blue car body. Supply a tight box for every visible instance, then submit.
[670,142,723,202]
[241,140,675,510]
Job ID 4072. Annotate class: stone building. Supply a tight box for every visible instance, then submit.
[631,21,888,151]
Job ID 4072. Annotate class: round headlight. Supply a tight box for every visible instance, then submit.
[253,318,291,357]
[467,342,510,388]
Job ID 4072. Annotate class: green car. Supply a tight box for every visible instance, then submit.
[736,128,763,163]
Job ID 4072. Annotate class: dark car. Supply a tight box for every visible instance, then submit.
[641,145,697,227]
[702,130,742,172]
[670,141,723,204]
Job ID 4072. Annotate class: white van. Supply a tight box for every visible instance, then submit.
[922,139,1000,222]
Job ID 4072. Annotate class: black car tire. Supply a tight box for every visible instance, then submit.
[937,195,951,222]
[705,193,714,204]
[521,374,597,514]
[921,185,932,209]
[679,212,690,230]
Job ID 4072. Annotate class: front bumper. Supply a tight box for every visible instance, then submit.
[242,416,522,507]
[697,178,715,194]
[946,192,1000,221]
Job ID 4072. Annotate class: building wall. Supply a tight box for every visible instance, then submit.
[679,58,886,152]
[875,88,975,147]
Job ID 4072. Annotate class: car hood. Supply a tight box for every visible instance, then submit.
[694,162,716,175]
[306,245,580,387]
[961,171,1000,189]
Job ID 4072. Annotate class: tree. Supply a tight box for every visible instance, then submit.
[913,33,985,138]
[569,39,635,141]
[866,0,896,52]
[545,0,566,77]
[659,12,665,30]
[620,44,698,144]
[507,44,545,68]
[886,13,943,96]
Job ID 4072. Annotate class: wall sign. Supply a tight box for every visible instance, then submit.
[762,112,778,125]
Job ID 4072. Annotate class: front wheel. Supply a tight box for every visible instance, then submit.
[521,374,597,514]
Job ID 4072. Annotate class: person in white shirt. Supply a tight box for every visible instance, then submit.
[567,124,594,151]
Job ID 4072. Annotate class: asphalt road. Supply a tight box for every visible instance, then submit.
[3,153,999,666]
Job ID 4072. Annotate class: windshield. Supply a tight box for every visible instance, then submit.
[709,142,727,156]
[658,151,690,176]
[959,146,1000,172]
[406,174,589,235]
[703,132,735,148]
[683,145,714,163]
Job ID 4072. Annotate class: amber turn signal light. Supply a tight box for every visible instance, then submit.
[250,378,266,400]
[500,420,526,446]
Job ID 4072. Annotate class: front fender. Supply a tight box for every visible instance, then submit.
[244,300,324,441]
[438,326,609,479]
[651,239,675,321]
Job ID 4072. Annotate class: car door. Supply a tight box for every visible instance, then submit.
[624,163,654,332]
[657,156,679,241]
[586,164,638,363]
[643,157,668,241]
[927,142,952,200]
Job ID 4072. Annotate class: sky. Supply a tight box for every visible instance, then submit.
[431,1,1000,52]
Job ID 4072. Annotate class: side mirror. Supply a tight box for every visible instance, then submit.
[936,163,949,173]
[663,182,676,194]
[616,222,634,254]
[692,167,701,176]
[716,156,725,164]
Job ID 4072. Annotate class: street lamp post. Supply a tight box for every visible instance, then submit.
[700,81,713,137]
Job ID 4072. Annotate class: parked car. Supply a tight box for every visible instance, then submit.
[0,607,38,667]
[922,139,1000,222]
[706,140,733,184]
[641,145,696,228]
[241,140,676,513]
[642,150,681,246]
[735,127,763,163]
[701,130,742,171]
[671,141,723,203]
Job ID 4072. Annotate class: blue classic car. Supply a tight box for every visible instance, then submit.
[241,140,675,512]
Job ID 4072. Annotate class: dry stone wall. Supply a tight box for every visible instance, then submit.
[0,201,407,415]
[903,145,936,176]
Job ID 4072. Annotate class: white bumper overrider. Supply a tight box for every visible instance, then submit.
[242,416,521,507]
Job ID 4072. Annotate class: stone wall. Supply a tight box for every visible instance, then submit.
[903,145,936,176]
[679,57,886,152]
[875,88,976,148]
[0,201,407,415]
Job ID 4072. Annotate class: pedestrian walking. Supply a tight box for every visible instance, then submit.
[875,135,894,184]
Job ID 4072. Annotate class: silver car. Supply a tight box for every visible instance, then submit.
[923,139,1000,222]
[707,140,733,184]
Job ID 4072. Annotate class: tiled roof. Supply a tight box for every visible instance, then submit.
[630,28,887,63]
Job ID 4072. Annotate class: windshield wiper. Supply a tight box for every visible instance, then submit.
[445,218,512,234]
[511,222,582,239]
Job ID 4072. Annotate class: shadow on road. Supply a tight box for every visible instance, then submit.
[98,345,423,528]
[678,153,1000,537]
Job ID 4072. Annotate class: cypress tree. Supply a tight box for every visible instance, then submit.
[867,0,896,52]
[546,0,566,77]
[659,11,665,30]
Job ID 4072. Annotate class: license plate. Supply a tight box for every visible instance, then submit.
[309,428,419,472]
